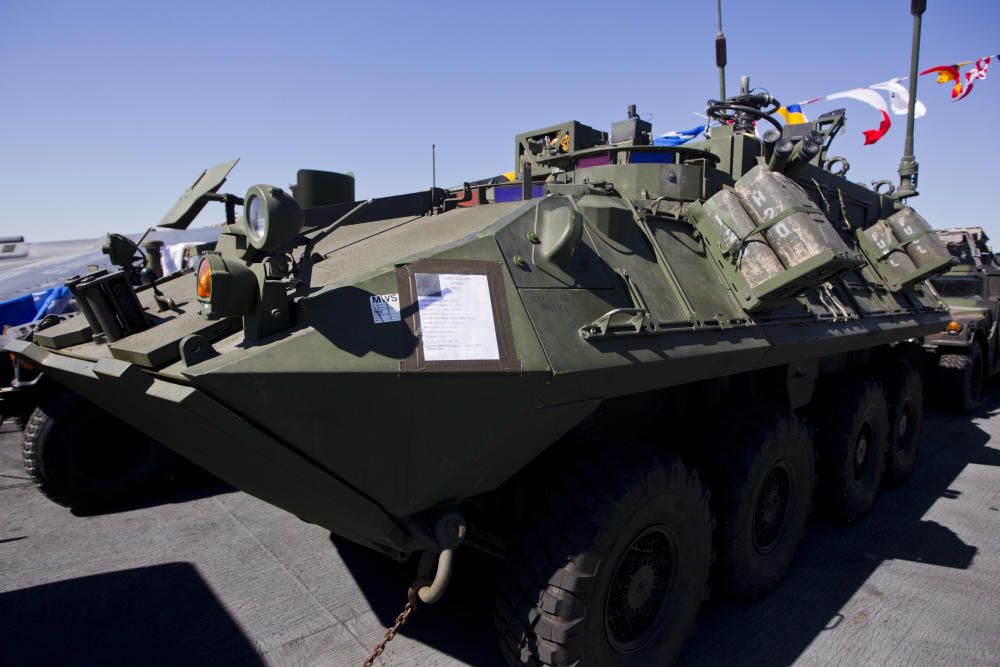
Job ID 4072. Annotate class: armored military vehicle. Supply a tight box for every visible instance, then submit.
[4,0,955,653]
[5,83,953,662]
[925,227,1000,412]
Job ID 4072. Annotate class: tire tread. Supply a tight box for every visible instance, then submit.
[494,444,712,666]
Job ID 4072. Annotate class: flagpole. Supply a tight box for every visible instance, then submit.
[897,0,926,200]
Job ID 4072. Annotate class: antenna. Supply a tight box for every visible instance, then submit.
[715,0,727,100]
[432,144,436,192]
[896,0,926,200]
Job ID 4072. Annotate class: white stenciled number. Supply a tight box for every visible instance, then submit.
[774,222,791,238]
[715,214,738,245]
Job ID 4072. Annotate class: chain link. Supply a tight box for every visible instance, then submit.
[362,598,416,667]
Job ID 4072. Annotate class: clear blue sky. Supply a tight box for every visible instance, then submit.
[1,1,997,242]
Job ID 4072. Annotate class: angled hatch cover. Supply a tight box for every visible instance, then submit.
[157,158,240,229]
[396,259,519,372]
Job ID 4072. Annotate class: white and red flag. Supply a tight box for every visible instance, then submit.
[870,78,927,118]
[825,88,892,145]
[955,56,991,101]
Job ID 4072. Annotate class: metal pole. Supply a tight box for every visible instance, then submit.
[896,0,926,200]
[715,0,727,100]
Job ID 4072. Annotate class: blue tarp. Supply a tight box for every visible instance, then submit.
[0,285,72,328]
[0,294,37,328]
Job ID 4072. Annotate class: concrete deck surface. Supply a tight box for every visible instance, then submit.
[1,390,998,666]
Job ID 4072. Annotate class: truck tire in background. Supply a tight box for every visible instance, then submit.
[495,444,712,667]
[937,345,984,414]
[22,390,180,511]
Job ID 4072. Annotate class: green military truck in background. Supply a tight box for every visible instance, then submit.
[925,226,1000,412]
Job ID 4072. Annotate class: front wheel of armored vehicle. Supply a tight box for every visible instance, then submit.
[22,390,180,511]
[937,345,984,414]
[813,376,889,523]
[495,444,713,667]
[883,363,923,484]
[701,409,815,599]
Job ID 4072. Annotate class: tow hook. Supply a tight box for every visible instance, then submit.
[413,548,454,604]
[363,512,466,666]
[413,510,466,604]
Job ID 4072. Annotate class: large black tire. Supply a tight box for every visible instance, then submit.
[22,391,179,511]
[812,376,889,523]
[701,409,815,599]
[495,445,713,666]
[937,345,984,414]
[883,364,923,485]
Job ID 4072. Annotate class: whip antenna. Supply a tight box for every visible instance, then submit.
[715,0,727,100]
[896,0,926,200]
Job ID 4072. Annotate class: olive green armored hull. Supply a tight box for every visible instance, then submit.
[8,124,950,556]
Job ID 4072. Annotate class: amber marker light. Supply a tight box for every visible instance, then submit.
[195,253,259,319]
[197,259,212,299]
[945,321,962,334]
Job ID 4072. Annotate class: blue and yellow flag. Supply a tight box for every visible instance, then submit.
[777,104,808,124]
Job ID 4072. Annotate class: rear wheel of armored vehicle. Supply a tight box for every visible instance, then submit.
[495,445,713,667]
[812,376,889,523]
[701,409,814,599]
[22,391,180,511]
[883,364,923,485]
[937,345,984,414]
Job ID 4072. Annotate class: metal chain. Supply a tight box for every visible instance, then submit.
[362,595,416,667]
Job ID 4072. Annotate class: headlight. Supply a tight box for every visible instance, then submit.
[246,195,266,243]
[196,254,259,318]
[945,321,963,334]
[241,185,304,254]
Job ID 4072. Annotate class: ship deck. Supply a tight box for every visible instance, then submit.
[1,388,999,665]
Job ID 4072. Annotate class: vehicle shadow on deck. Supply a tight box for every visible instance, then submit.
[0,562,264,667]
[334,388,1000,666]
[71,464,234,518]
[0,420,235,517]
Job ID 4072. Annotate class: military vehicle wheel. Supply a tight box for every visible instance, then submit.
[22,391,179,511]
[938,345,984,414]
[884,364,923,484]
[701,409,814,599]
[495,445,712,666]
[813,376,889,523]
